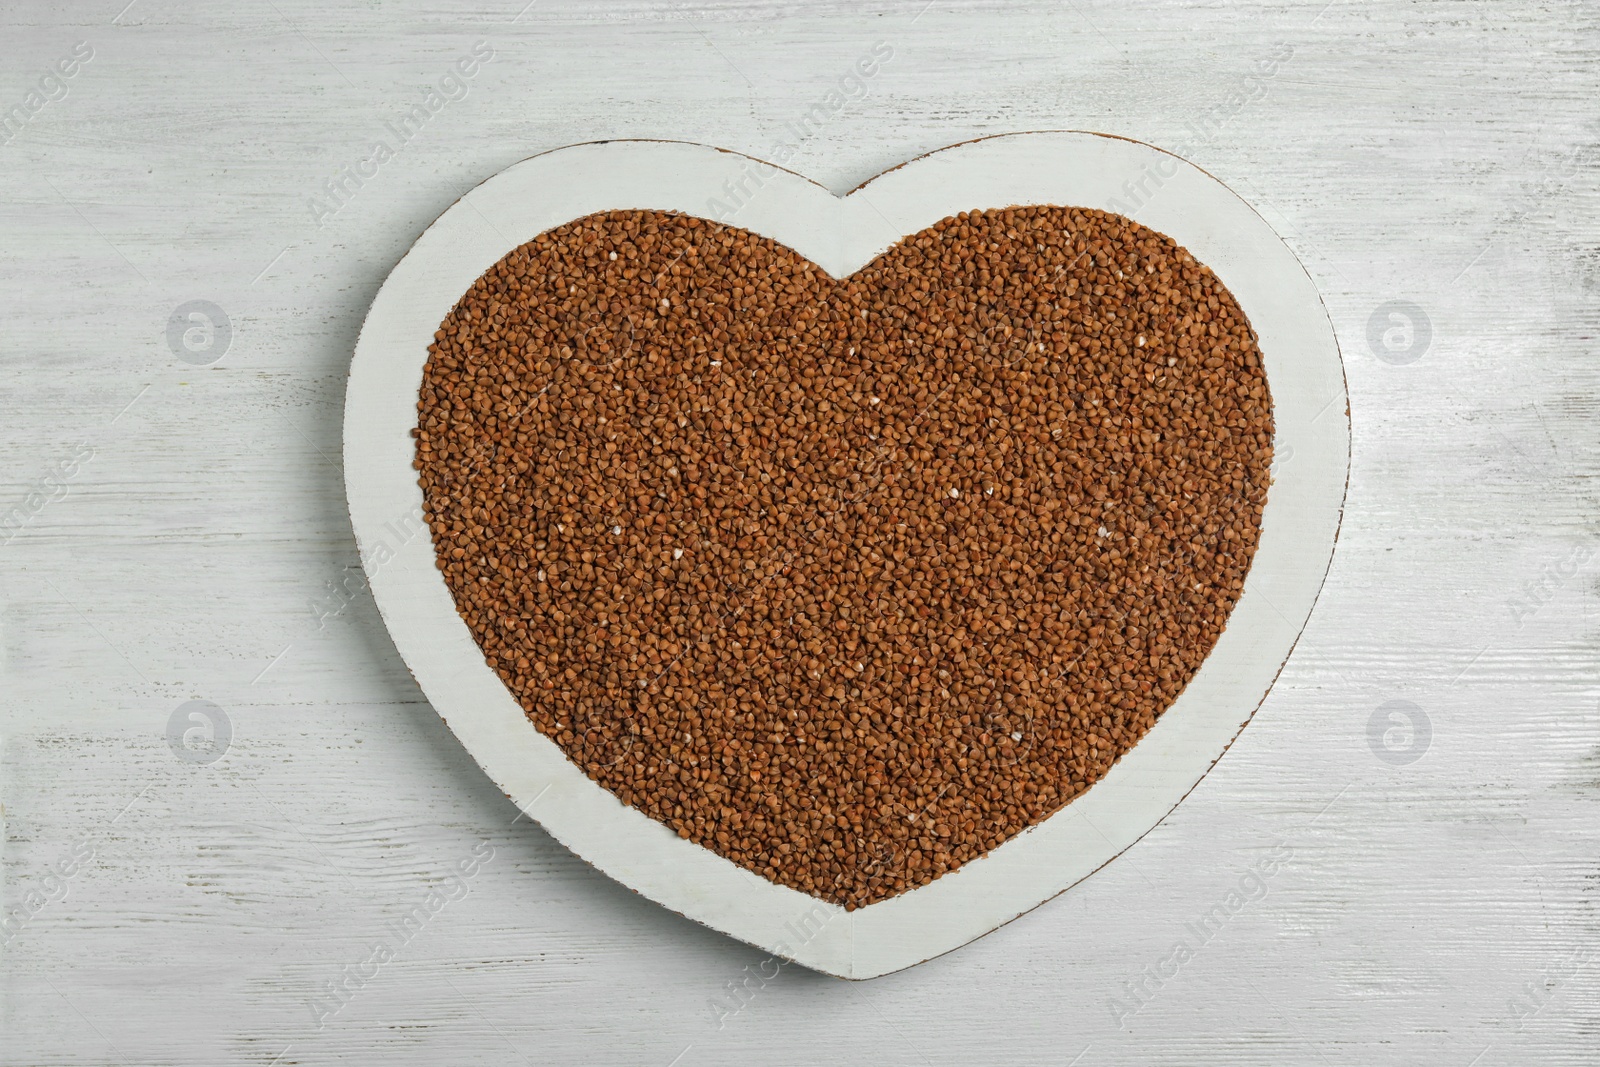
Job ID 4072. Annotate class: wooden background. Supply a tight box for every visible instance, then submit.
[2,1,1596,1063]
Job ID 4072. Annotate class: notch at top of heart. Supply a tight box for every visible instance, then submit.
[457,133,1223,281]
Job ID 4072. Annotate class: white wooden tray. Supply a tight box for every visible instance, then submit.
[343,133,1348,979]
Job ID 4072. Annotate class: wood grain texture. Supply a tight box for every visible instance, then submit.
[1,0,1596,1063]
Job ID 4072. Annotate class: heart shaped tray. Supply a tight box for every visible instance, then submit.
[343,133,1347,979]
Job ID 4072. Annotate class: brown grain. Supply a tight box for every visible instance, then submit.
[414,206,1272,909]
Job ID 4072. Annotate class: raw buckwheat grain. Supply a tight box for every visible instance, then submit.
[414,206,1272,909]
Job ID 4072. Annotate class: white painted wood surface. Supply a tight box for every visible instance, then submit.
[1,1,1595,1063]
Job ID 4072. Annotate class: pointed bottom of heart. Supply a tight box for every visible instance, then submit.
[346,133,1347,978]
